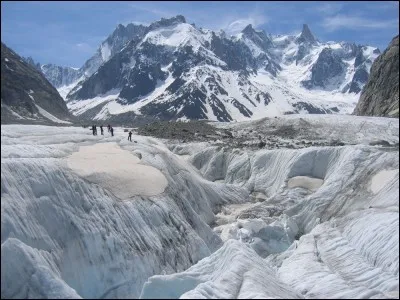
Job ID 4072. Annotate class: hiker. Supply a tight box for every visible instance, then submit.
[107,124,111,132]
[100,125,104,135]
[94,125,97,136]
[91,125,96,136]
[128,131,132,142]
[110,127,114,137]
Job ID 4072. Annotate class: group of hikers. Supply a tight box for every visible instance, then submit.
[87,124,133,142]
[90,124,114,136]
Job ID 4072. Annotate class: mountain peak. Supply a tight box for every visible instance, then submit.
[174,15,186,23]
[297,24,316,44]
[242,24,254,35]
[160,15,186,24]
[147,15,186,32]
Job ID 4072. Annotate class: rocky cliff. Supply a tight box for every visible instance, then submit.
[353,35,399,117]
[1,42,73,124]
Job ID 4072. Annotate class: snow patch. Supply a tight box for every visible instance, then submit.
[287,176,324,191]
[141,23,205,50]
[35,104,72,124]
[58,81,82,100]
[370,169,399,194]
[67,89,121,116]
[66,142,168,198]
[100,42,111,62]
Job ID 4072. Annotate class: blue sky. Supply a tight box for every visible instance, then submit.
[1,1,398,67]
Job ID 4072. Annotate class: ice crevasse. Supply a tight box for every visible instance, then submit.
[1,123,399,299]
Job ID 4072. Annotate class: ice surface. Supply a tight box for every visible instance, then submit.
[1,115,399,299]
[140,239,301,299]
[1,125,247,298]
[141,115,399,299]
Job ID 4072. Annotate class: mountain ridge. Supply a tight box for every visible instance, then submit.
[24,15,381,122]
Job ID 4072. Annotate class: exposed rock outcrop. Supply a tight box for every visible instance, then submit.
[1,42,73,124]
[353,35,399,117]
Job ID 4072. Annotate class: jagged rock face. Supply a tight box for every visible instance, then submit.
[61,16,380,122]
[353,35,399,117]
[41,64,82,88]
[23,56,41,71]
[293,25,318,65]
[210,33,256,71]
[23,57,82,89]
[71,41,172,102]
[340,42,358,60]
[1,43,73,124]
[302,48,346,89]
[296,24,317,45]
[295,44,309,64]
[80,23,147,78]
[118,63,168,104]
[348,66,369,94]
[354,47,366,67]
[79,16,185,79]
[242,25,274,52]
[147,15,186,31]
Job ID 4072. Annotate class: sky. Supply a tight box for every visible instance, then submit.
[1,1,399,67]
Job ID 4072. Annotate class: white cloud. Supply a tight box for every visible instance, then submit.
[315,3,343,15]
[322,14,398,31]
[129,3,171,18]
[74,42,95,53]
[224,15,268,35]
[132,21,149,26]
[119,20,149,26]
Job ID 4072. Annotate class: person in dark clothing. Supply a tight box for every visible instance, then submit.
[128,131,132,142]
[91,125,96,136]
[107,124,111,132]
[100,125,104,135]
[110,127,114,136]
[94,125,97,136]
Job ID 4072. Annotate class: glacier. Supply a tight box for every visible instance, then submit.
[1,115,399,299]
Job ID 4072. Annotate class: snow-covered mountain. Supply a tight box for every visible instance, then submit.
[23,56,83,99]
[23,57,82,88]
[45,15,381,121]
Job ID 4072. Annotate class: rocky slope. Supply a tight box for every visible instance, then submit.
[353,35,399,118]
[1,42,73,124]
